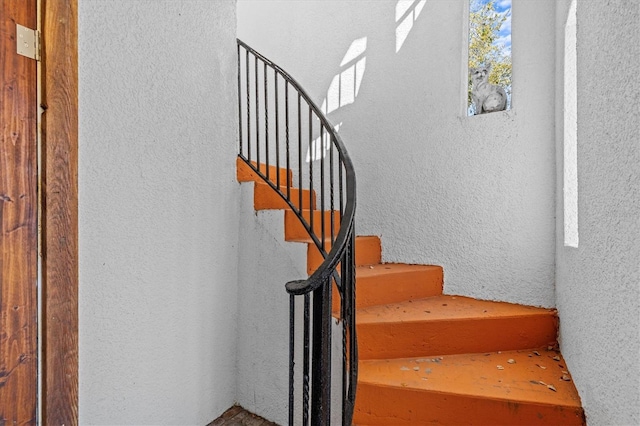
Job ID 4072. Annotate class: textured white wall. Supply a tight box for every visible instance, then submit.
[235,182,348,424]
[555,1,640,424]
[235,184,306,425]
[238,0,557,307]
[78,1,239,424]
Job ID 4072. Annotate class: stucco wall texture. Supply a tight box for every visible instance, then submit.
[78,1,239,424]
[238,0,557,308]
[555,1,640,424]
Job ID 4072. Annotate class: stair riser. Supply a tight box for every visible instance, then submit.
[307,236,381,274]
[236,158,292,184]
[284,210,340,242]
[354,383,585,425]
[355,269,443,309]
[254,183,316,210]
[358,315,558,360]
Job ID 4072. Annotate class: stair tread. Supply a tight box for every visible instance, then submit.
[358,295,555,325]
[359,349,582,408]
[356,263,441,277]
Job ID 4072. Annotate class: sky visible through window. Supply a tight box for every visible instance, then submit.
[468,0,512,115]
[472,0,512,57]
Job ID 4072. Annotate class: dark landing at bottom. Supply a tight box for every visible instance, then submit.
[208,405,279,426]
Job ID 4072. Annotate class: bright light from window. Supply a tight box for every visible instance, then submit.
[564,0,578,247]
[395,0,427,53]
[467,0,512,115]
[310,37,368,162]
[321,37,367,115]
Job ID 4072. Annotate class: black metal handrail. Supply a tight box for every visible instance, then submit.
[237,39,357,426]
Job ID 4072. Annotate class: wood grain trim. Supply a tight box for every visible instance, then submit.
[0,1,38,423]
[41,0,79,424]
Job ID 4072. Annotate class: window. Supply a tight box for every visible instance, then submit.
[468,0,512,116]
[563,0,578,247]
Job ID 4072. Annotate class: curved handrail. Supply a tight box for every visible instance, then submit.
[237,39,357,296]
[237,39,357,425]
[237,40,358,425]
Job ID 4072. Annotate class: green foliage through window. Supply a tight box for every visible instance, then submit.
[468,0,512,115]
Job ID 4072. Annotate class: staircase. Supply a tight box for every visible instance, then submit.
[237,158,585,425]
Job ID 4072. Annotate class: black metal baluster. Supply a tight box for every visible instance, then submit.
[264,62,270,181]
[275,70,280,188]
[341,264,348,425]
[339,155,344,217]
[238,44,243,157]
[303,293,311,426]
[298,94,303,214]
[285,82,291,201]
[311,281,331,425]
[255,55,260,173]
[289,294,295,426]
[309,107,314,236]
[246,49,251,162]
[347,233,358,423]
[330,138,335,244]
[320,124,325,251]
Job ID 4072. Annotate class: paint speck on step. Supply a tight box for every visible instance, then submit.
[413,366,419,371]
[497,365,504,370]
[424,310,431,314]
[547,384,557,392]
[507,359,515,364]
[538,381,547,386]
[400,382,408,387]
[533,351,541,356]
[424,368,432,374]
[400,366,410,371]
[442,304,448,306]
[536,364,547,369]
[561,375,572,381]
[530,380,540,385]
[553,356,561,361]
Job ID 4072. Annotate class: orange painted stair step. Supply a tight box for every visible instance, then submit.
[237,159,585,425]
[284,209,340,243]
[236,157,292,184]
[306,235,382,274]
[253,181,316,210]
[355,350,584,425]
[358,295,558,360]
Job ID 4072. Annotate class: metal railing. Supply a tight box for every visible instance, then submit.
[237,39,357,425]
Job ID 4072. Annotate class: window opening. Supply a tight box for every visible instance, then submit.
[564,0,578,247]
[468,0,512,116]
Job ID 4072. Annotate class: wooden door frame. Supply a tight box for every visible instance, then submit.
[41,0,78,423]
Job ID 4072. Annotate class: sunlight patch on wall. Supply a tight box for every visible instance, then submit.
[563,0,578,247]
[306,123,342,163]
[308,37,368,162]
[321,37,367,115]
[395,0,427,53]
